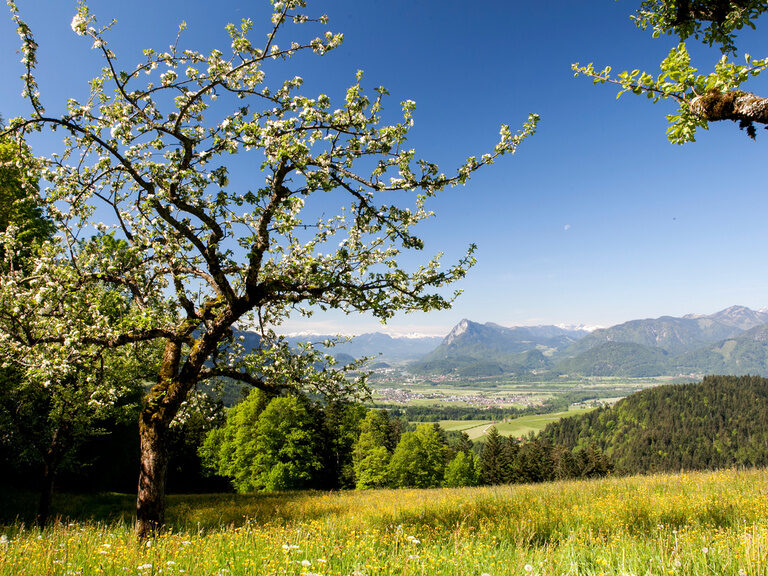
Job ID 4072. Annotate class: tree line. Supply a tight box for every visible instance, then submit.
[199,390,612,491]
[541,375,768,474]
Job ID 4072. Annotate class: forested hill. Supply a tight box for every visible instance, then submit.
[540,375,768,474]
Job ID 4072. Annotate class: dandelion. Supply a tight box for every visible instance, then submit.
[524,565,533,573]
[301,560,312,567]
[0,535,7,544]
[702,547,708,555]
[137,564,153,571]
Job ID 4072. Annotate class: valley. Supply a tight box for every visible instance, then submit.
[370,373,685,408]
[367,372,685,439]
[288,305,768,421]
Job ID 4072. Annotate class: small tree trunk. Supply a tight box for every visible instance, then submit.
[37,424,67,529]
[36,461,55,528]
[135,412,170,539]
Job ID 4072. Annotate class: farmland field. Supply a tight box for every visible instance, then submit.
[434,407,595,440]
[3,468,768,575]
[491,406,595,438]
[371,375,690,411]
[440,419,495,439]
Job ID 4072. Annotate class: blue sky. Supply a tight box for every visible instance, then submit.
[2,1,767,336]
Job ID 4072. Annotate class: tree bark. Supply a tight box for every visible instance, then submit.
[135,340,182,539]
[135,411,170,539]
[690,90,768,126]
[36,423,68,529]
[134,321,233,538]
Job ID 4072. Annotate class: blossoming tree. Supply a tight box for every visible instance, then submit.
[1,0,537,537]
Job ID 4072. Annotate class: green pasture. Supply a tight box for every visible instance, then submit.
[435,406,593,440]
[492,406,594,438]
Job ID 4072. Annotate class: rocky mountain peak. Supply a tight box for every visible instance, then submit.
[444,319,473,345]
[708,305,768,330]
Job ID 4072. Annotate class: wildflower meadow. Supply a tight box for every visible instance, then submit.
[3,467,768,575]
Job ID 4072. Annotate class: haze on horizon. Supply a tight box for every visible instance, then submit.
[276,304,768,339]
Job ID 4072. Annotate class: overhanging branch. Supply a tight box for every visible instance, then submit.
[691,89,768,137]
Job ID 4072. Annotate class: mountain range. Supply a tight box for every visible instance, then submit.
[234,329,442,365]
[236,305,768,378]
[416,305,768,377]
[409,320,587,376]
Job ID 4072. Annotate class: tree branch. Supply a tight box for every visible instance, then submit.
[690,89,768,130]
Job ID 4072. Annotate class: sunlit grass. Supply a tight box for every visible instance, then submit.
[3,468,768,574]
[491,406,594,438]
[431,407,594,440]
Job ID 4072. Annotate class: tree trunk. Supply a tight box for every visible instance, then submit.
[135,411,170,539]
[36,461,55,528]
[135,339,184,539]
[37,424,68,529]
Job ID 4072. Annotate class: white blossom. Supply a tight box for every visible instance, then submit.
[70,13,87,36]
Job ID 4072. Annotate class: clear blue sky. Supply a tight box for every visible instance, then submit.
[2,1,767,336]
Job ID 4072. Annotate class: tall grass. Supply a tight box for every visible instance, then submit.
[3,468,768,575]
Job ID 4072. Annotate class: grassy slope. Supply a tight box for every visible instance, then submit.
[3,468,768,575]
[436,407,593,440]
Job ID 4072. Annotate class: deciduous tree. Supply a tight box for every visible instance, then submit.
[444,450,478,487]
[352,409,396,489]
[0,134,156,526]
[1,0,537,537]
[388,423,446,488]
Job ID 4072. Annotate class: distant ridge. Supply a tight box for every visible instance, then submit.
[407,306,768,378]
[554,305,768,377]
[234,329,442,365]
[409,319,587,376]
[238,306,768,377]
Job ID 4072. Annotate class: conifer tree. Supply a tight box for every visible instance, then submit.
[479,426,505,485]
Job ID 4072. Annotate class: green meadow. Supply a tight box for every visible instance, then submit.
[3,467,768,575]
[436,407,593,440]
